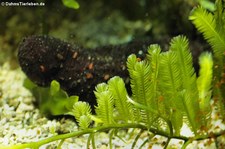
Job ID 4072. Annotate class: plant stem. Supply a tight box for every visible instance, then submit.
[164,138,171,149]
[6,123,146,149]
[4,123,225,149]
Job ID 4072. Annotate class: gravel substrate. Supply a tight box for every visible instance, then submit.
[0,62,149,149]
[1,62,225,149]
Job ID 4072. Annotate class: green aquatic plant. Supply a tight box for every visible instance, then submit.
[24,79,78,115]
[189,0,225,119]
[5,35,224,149]
[4,1,225,148]
[198,0,215,11]
[62,0,79,9]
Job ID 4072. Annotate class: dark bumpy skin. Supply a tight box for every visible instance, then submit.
[18,36,203,107]
[18,35,151,106]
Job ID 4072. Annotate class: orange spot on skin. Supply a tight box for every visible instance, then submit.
[88,63,94,70]
[86,73,93,79]
[72,52,78,59]
[103,74,110,80]
[39,65,46,72]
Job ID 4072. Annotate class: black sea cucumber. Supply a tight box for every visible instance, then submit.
[18,35,151,106]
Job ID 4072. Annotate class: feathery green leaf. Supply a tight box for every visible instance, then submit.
[197,52,213,112]
[158,51,183,135]
[95,83,115,125]
[108,76,134,122]
[126,54,142,122]
[70,101,92,129]
[94,83,109,99]
[190,0,225,125]
[127,53,159,127]
[146,44,161,108]
[189,6,225,58]
[170,36,200,134]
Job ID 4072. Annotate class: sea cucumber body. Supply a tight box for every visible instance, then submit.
[18,36,149,105]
